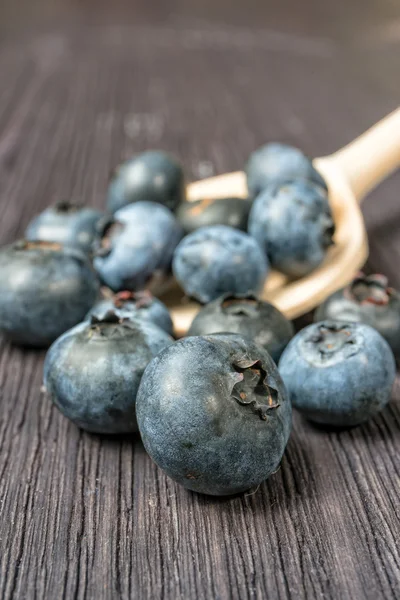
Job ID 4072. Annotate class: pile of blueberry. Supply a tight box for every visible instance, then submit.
[0,146,397,496]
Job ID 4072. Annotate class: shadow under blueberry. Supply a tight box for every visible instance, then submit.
[83,430,141,445]
[193,421,317,508]
[0,334,49,354]
[295,383,400,443]
[340,400,400,444]
[300,416,359,434]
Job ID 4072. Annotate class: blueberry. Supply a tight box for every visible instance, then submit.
[248,179,334,278]
[25,201,104,253]
[172,225,269,303]
[279,321,395,427]
[44,312,173,434]
[245,143,327,199]
[136,333,291,495]
[177,197,251,233]
[188,293,294,362]
[93,201,183,292]
[0,240,99,347]
[314,273,400,359]
[107,151,185,214]
[87,290,174,335]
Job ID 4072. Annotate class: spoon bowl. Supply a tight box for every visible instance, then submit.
[162,109,400,336]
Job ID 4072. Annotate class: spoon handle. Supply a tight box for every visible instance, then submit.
[329,107,400,203]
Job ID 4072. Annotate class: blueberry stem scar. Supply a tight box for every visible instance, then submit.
[232,360,280,420]
[345,272,392,306]
[309,323,356,357]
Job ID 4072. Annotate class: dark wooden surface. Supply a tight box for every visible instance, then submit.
[1,2,400,599]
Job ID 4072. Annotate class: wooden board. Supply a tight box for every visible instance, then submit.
[0,2,400,598]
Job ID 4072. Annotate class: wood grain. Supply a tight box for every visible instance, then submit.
[0,2,400,599]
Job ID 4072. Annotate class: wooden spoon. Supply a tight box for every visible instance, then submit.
[165,108,400,337]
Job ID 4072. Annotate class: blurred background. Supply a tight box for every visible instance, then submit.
[0,0,399,281]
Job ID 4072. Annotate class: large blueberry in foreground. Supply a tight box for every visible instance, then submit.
[93,201,183,292]
[87,290,174,335]
[248,179,334,278]
[315,273,400,359]
[245,142,327,199]
[279,321,395,427]
[0,241,99,347]
[25,201,104,253]
[188,293,294,362]
[44,312,173,434]
[107,150,185,214]
[137,333,291,495]
[177,197,251,233]
[172,225,269,303]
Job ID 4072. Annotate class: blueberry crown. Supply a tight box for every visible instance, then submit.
[54,200,83,213]
[220,293,260,317]
[304,322,360,363]
[88,310,141,339]
[114,290,153,310]
[346,273,392,306]
[231,359,280,420]
[94,216,125,257]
